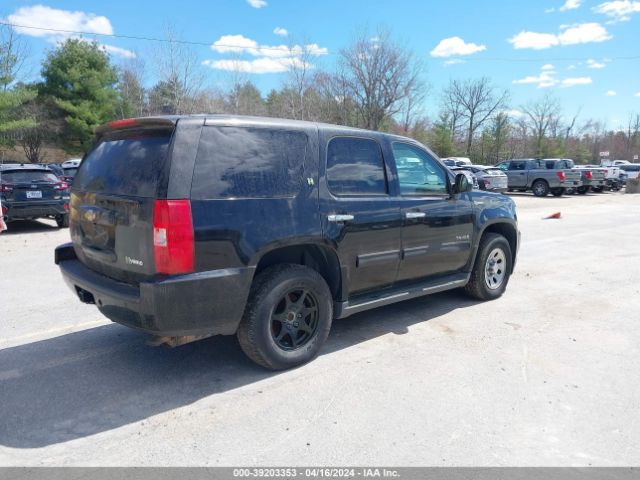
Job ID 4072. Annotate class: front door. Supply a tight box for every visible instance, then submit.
[319,134,403,296]
[390,142,474,282]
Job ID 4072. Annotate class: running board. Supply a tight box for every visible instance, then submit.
[334,273,470,319]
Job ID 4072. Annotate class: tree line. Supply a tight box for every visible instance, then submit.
[1,24,639,164]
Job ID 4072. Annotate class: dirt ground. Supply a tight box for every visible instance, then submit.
[0,191,639,466]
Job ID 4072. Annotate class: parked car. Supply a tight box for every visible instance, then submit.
[495,158,582,196]
[442,157,472,167]
[618,163,640,180]
[572,166,607,194]
[55,115,520,370]
[0,164,70,228]
[586,164,622,191]
[61,158,82,183]
[448,166,480,189]
[452,165,508,193]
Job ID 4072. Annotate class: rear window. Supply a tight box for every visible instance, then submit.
[621,165,640,172]
[191,127,307,199]
[484,168,504,175]
[63,167,78,176]
[73,128,173,197]
[0,170,59,183]
[327,137,387,196]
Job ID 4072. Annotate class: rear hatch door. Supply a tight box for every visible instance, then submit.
[70,121,176,284]
[1,169,62,203]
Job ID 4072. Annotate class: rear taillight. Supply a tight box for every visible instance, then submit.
[153,199,194,275]
[64,203,69,211]
[1,205,7,215]
[556,171,566,182]
[585,170,593,180]
[54,182,68,191]
[0,183,13,193]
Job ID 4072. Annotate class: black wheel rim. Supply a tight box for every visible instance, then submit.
[270,288,319,351]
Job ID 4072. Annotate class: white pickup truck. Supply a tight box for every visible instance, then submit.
[588,164,623,191]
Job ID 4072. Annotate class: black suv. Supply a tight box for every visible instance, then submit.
[1,164,70,229]
[55,116,520,370]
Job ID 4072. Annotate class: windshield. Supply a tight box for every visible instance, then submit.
[0,170,59,183]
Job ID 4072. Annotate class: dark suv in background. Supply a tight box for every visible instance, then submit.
[56,115,519,370]
[1,164,70,229]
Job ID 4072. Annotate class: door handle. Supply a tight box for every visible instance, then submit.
[405,211,426,219]
[327,214,354,222]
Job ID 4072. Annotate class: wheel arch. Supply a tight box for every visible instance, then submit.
[253,243,342,301]
[468,220,519,274]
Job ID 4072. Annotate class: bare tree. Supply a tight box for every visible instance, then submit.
[283,36,316,120]
[0,25,30,90]
[337,28,424,130]
[151,25,204,114]
[118,56,147,117]
[522,94,561,157]
[625,113,640,160]
[443,77,509,156]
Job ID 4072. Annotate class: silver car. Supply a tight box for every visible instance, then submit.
[452,165,508,193]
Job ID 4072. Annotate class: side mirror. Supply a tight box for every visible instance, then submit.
[453,172,473,194]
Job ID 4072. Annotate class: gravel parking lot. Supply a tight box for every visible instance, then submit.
[1,192,639,466]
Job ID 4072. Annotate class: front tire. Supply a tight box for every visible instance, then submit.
[577,186,589,195]
[237,264,333,370]
[551,188,565,197]
[465,233,512,301]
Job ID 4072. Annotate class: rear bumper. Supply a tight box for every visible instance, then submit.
[55,243,254,337]
[3,201,67,220]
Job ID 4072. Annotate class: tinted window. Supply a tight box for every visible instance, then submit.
[192,127,307,199]
[1,170,59,183]
[63,168,78,176]
[326,137,387,196]
[509,161,526,171]
[74,128,173,197]
[392,143,448,195]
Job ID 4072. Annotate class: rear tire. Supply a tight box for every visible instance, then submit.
[577,186,589,195]
[592,186,604,193]
[532,180,549,197]
[56,214,69,228]
[237,264,333,370]
[465,233,512,301]
[551,188,565,197]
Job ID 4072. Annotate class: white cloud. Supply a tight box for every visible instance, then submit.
[273,27,288,37]
[443,59,466,66]
[587,59,606,68]
[247,0,267,8]
[203,57,309,74]
[206,34,327,74]
[560,0,583,11]
[101,44,136,59]
[430,37,486,57]
[509,22,611,49]
[541,64,555,71]
[593,0,640,22]
[513,72,558,88]
[635,92,640,97]
[210,34,327,58]
[7,5,113,39]
[509,31,559,49]
[503,109,525,118]
[605,90,617,96]
[558,23,612,45]
[561,76,592,87]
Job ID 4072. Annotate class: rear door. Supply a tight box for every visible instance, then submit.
[318,134,403,296]
[390,142,474,282]
[507,160,527,187]
[70,123,176,283]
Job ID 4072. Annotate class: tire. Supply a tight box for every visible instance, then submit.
[464,233,512,301]
[532,180,549,197]
[551,188,565,197]
[237,264,333,370]
[592,186,604,193]
[56,214,69,228]
[576,186,589,195]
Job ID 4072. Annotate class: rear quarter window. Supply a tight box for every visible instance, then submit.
[191,127,307,199]
[73,128,173,197]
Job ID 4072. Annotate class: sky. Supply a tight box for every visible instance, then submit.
[1,0,639,128]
